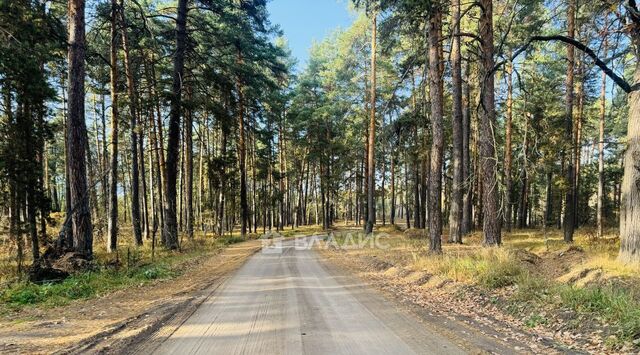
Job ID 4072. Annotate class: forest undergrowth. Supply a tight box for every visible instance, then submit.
[0,226,241,313]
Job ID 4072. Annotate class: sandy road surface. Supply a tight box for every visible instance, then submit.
[152,237,470,355]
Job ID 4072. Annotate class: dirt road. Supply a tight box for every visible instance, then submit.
[152,238,486,354]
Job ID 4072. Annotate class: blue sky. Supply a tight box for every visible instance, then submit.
[268,0,355,70]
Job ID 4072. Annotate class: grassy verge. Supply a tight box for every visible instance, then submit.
[412,247,525,289]
[1,263,175,309]
[423,249,640,348]
[506,274,640,348]
[0,233,250,313]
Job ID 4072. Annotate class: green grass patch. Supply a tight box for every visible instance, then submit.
[477,257,524,289]
[559,285,640,343]
[0,263,175,309]
[0,233,251,312]
[505,273,640,348]
[525,313,548,328]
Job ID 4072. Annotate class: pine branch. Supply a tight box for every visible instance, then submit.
[492,35,640,93]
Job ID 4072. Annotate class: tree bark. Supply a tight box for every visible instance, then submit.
[413,156,421,229]
[382,155,386,226]
[365,14,377,235]
[517,114,529,229]
[404,154,411,229]
[67,0,93,256]
[279,122,286,230]
[101,93,108,219]
[107,0,119,253]
[504,57,514,232]
[390,153,396,225]
[251,121,258,233]
[563,0,576,243]
[618,53,640,263]
[197,118,205,231]
[421,150,428,229]
[143,60,160,242]
[462,61,472,235]
[303,155,310,225]
[61,75,73,248]
[428,6,444,252]
[218,122,228,236]
[574,55,584,227]
[91,95,103,226]
[235,50,249,237]
[146,55,165,235]
[478,0,501,246]
[162,0,188,249]
[84,124,100,233]
[185,86,194,239]
[139,121,150,240]
[597,36,607,239]
[449,0,463,243]
[9,184,22,273]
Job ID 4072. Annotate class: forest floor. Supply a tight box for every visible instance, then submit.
[319,224,640,354]
[0,225,324,354]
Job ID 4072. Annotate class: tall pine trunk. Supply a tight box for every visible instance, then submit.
[107,0,119,253]
[478,0,501,245]
[449,0,463,243]
[185,86,194,239]
[574,56,584,227]
[365,14,377,235]
[390,153,396,225]
[236,55,248,237]
[618,35,640,262]
[563,0,576,243]
[597,36,608,239]
[162,0,188,249]
[428,6,444,252]
[504,58,514,232]
[67,0,93,256]
[218,111,228,236]
[60,77,73,248]
[517,114,529,229]
[279,123,286,230]
[462,62,472,235]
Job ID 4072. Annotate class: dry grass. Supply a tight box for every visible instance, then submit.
[411,247,525,288]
